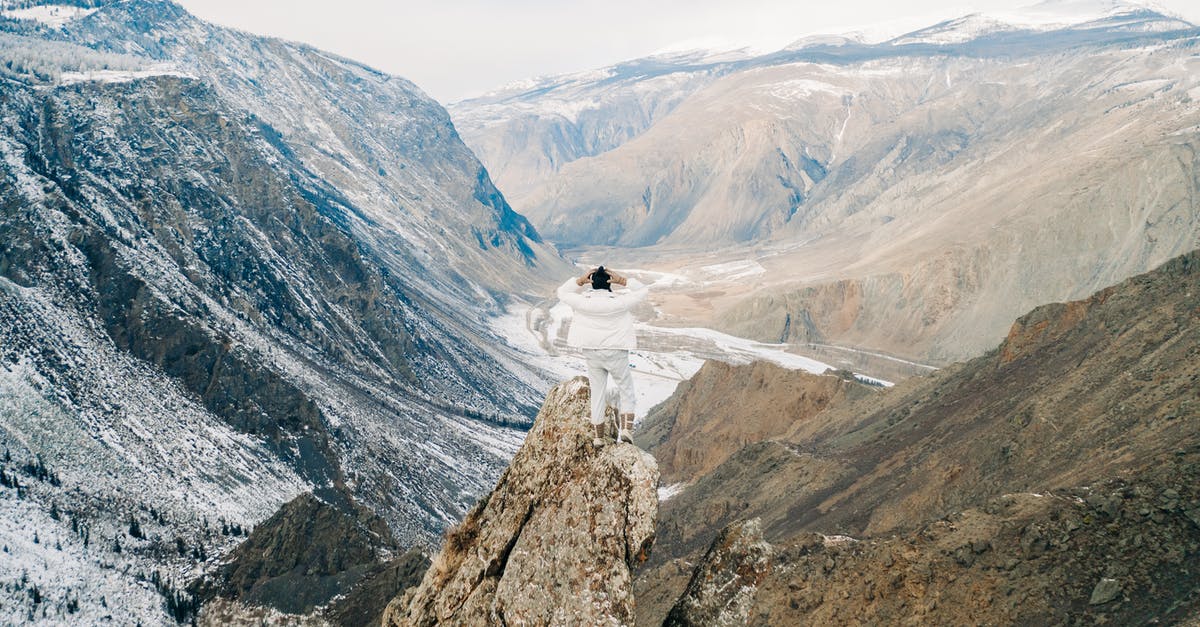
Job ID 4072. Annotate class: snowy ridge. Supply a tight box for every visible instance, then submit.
[0,291,307,522]
[889,0,1192,45]
[0,283,307,623]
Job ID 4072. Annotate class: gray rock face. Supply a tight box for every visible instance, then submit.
[384,378,659,626]
[664,518,774,627]
[0,0,562,546]
[191,493,398,615]
[0,73,523,541]
[61,0,558,295]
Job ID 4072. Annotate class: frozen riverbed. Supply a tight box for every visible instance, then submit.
[488,270,895,422]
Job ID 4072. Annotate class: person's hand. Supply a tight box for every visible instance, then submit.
[576,269,594,286]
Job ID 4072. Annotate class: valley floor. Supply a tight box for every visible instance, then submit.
[489,263,928,420]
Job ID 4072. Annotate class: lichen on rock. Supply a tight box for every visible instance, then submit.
[664,518,774,627]
[383,377,659,626]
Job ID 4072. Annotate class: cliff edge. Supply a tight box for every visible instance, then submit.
[383,377,659,626]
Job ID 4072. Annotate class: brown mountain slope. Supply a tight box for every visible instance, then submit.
[634,361,876,485]
[677,453,1200,625]
[637,248,1200,624]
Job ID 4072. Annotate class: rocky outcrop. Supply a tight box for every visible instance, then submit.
[191,493,402,616]
[664,518,774,627]
[635,361,871,485]
[998,293,1106,365]
[324,550,430,627]
[383,378,659,626]
[736,454,1200,625]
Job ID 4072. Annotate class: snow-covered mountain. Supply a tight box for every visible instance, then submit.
[889,0,1192,45]
[451,1,1199,363]
[449,49,755,206]
[0,0,568,622]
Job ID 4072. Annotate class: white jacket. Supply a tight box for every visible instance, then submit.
[557,277,647,350]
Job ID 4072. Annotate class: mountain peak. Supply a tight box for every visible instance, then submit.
[889,0,1192,45]
[998,0,1191,27]
[784,33,866,51]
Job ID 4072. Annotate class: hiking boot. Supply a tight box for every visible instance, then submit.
[618,414,635,444]
[593,422,608,448]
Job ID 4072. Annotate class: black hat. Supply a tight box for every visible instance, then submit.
[591,266,612,292]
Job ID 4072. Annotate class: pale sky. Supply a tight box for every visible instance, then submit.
[175,0,1199,103]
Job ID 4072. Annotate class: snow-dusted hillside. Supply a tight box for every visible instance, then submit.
[57,0,566,307]
[0,0,566,623]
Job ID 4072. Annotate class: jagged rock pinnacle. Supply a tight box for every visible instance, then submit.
[383,377,659,626]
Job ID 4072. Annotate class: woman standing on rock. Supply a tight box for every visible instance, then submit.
[557,266,647,447]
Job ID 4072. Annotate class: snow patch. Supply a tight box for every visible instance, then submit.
[0,494,166,625]
[640,324,834,375]
[622,268,693,288]
[658,482,688,501]
[59,65,193,84]
[0,135,44,201]
[1,4,96,26]
[762,78,848,100]
[700,260,766,280]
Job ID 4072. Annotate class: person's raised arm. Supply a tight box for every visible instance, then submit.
[557,273,591,308]
[607,271,647,307]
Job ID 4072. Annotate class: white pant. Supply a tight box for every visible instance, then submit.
[583,348,635,425]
